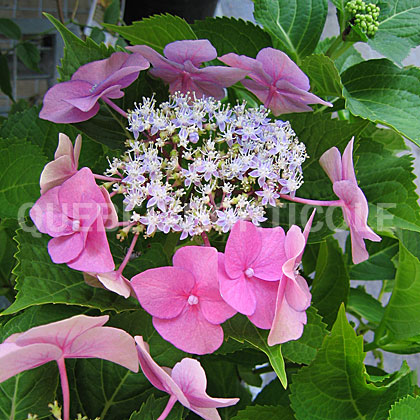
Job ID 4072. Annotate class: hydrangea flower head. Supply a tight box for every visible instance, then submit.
[39,52,149,123]
[219,48,332,115]
[30,167,117,272]
[136,336,239,420]
[131,246,236,354]
[319,138,381,264]
[128,40,247,100]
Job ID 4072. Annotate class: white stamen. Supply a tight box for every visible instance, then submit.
[188,295,199,305]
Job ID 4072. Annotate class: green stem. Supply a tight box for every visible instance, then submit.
[325,35,354,61]
[363,341,378,352]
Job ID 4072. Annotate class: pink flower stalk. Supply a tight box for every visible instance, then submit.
[128,40,247,100]
[0,315,139,420]
[219,48,332,116]
[218,221,286,329]
[131,246,236,354]
[320,138,381,264]
[268,211,314,345]
[30,167,118,272]
[135,336,239,420]
[39,52,149,123]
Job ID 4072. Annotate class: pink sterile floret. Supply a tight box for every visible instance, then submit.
[39,51,149,123]
[219,47,332,116]
[0,314,139,383]
[30,167,118,273]
[128,40,247,100]
[136,336,239,420]
[40,133,81,195]
[268,211,315,346]
[84,271,132,299]
[131,246,236,355]
[319,138,381,264]
[218,220,286,329]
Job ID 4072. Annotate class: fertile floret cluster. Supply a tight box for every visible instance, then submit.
[346,0,380,37]
[107,93,308,239]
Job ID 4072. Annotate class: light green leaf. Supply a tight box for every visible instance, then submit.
[388,395,420,420]
[44,13,115,81]
[2,230,139,315]
[104,14,197,54]
[342,59,420,148]
[367,1,420,65]
[16,41,40,72]
[0,363,59,420]
[301,54,343,97]
[231,405,296,420]
[311,237,350,328]
[253,0,329,63]
[0,18,21,40]
[282,306,328,364]
[334,46,364,73]
[376,237,420,343]
[290,305,414,420]
[129,394,184,420]
[191,17,272,57]
[347,286,385,325]
[223,315,287,388]
[0,138,47,219]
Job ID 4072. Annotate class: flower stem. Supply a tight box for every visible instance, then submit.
[201,232,211,247]
[117,233,139,275]
[279,194,343,207]
[94,174,122,182]
[56,357,70,420]
[157,395,178,420]
[102,96,127,118]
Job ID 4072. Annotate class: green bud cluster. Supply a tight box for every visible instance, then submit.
[345,0,380,37]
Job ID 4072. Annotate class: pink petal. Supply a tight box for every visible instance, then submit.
[48,231,85,263]
[149,66,183,84]
[66,214,114,273]
[284,225,306,262]
[64,84,122,112]
[135,336,190,407]
[199,295,237,326]
[99,187,118,229]
[319,147,343,184]
[54,133,74,160]
[96,271,132,298]
[302,209,316,244]
[73,134,82,167]
[256,48,310,90]
[153,308,224,355]
[175,77,226,100]
[247,278,279,329]
[218,254,256,316]
[15,314,108,349]
[196,66,248,88]
[0,342,62,382]
[131,267,194,319]
[341,137,357,183]
[39,80,100,123]
[69,326,139,372]
[224,220,261,279]
[164,40,217,66]
[128,45,182,71]
[172,358,239,410]
[40,156,77,195]
[285,273,311,312]
[252,226,286,281]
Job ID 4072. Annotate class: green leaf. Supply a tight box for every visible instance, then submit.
[231,405,296,420]
[89,27,106,45]
[129,394,184,420]
[342,59,420,148]
[223,315,287,388]
[282,306,328,364]
[104,0,120,25]
[0,53,13,100]
[368,126,409,153]
[104,14,197,54]
[311,237,350,328]
[301,54,343,97]
[16,41,40,72]
[2,230,139,315]
[349,238,398,281]
[347,286,385,325]
[0,363,59,420]
[334,46,364,73]
[0,18,21,40]
[253,378,291,407]
[253,0,329,63]
[191,17,272,57]
[290,305,414,420]
[388,395,420,420]
[376,237,420,343]
[0,138,47,219]
[355,139,420,233]
[367,1,420,65]
[44,13,114,81]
